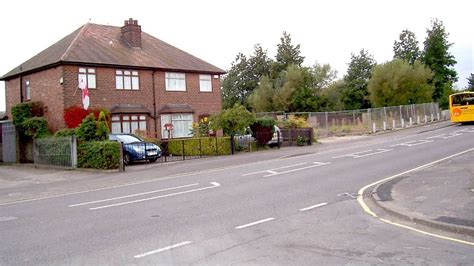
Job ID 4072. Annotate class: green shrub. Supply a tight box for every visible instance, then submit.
[22,117,50,138]
[296,136,307,146]
[254,117,275,127]
[166,137,231,156]
[77,141,120,169]
[76,114,97,141]
[11,101,44,128]
[54,128,76,137]
[96,111,109,141]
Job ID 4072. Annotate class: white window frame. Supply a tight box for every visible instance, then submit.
[161,113,193,138]
[25,80,31,100]
[78,68,96,89]
[116,70,139,90]
[165,72,186,91]
[111,114,147,134]
[199,74,212,92]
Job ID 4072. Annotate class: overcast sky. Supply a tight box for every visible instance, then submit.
[1,0,472,111]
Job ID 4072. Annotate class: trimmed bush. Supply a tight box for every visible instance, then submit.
[166,137,231,156]
[76,114,98,141]
[22,117,50,138]
[54,128,76,138]
[77,141,120,169]
[11,101,44,128]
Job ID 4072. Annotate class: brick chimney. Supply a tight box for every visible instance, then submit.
[121,18,142,48]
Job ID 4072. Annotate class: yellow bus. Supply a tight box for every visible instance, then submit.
[449,91,474,123]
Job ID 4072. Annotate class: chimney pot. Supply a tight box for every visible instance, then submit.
[121,18,142,48]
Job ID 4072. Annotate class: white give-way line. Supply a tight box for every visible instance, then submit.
[69,182,220,211]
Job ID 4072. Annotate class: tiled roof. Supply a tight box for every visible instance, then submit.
[158,104,195,114]
[1,22,225,79]
[110,104,151,114]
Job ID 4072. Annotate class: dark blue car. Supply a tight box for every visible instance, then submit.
[109,134,161,165]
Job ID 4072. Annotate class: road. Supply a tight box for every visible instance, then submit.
[1,122,474,264]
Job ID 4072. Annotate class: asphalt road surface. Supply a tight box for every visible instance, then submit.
[1,122,474,264]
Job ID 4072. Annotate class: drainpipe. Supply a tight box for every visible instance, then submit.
[19,75,24,103]
[152,70,158,138]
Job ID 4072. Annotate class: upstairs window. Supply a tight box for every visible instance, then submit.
[78,68,96,89]
[116,70,139,90]
[165,72,186,91]
[199,74,212,92]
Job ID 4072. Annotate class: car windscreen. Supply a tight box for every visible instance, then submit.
[113,135,142,144]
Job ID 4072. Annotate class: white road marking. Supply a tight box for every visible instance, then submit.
[235,217,275,229]
[390,139,433,147]
[357,148,474,246]
[332,149,392,159]
[263,162,330,177]
[0,216,18,222]
[134,241,192,258]
[299,202,328,211]
[332,150,372,158]
[68,183,199,207]
[242,163,307,176]
[89,182,220,210]
[426,133,462,139]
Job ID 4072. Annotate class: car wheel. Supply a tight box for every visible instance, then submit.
[123,153,131,165]
[148,157,158,163]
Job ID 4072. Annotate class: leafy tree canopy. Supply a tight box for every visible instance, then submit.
[210,104,256,136]
[221,45,273,109]
[467,73,474,90]
[421,18,457,101]
[368,59,434,107]
[342,49,376,110]
[393,29,421,65]
[271,31,305,78]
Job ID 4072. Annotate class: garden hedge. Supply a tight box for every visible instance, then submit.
[165,137,231,156]
[77,141,120,169]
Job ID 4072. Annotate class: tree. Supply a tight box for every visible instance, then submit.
[421,18,457,101]
[271,32,305,79]
[221,45,273,109]
[310,62,338,91]
[272,65,316,112]
[368,59,434,107]
[209,104,256,136]
[342,49,376,110]
[319,80,345,111]
[248,76,274,112]
[393,29,421,65]
[467,73,474,90]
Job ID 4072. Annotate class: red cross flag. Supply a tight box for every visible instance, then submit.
[79,77,90,110]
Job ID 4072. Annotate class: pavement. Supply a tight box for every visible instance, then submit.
[1,120,473,239]
[371,149,474,237]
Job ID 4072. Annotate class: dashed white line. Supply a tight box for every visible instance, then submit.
[0,216,18,222]
[235,217,275,229]
[134,241,192,258]
[68,183,199,207]
[299,202,328,211]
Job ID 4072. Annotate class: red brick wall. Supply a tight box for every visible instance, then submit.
[62,66,222,139]
[5,67,64,132]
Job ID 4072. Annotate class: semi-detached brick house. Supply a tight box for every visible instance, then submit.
[0,18,225,139]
